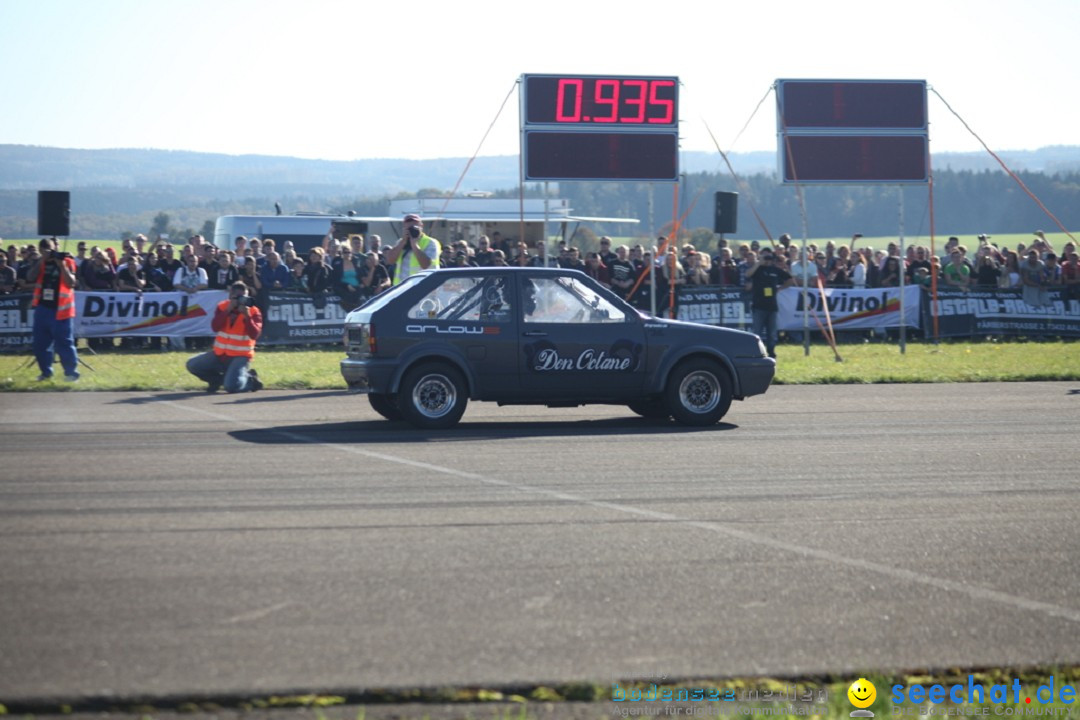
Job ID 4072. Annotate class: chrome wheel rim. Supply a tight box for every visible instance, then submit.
[679,371,720,414]
[412,373,456,419]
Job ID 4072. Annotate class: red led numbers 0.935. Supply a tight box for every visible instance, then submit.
[554,78,674,124]
[524,75,678,127]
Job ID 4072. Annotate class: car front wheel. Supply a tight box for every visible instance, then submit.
[396,362,469,429]
[664,359,733,426]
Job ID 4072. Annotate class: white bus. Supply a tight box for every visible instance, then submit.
[214,199,639,257]
[212,213,391,255]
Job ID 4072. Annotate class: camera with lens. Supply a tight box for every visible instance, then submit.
[51,250,70,261]
[408,225,421,240]
[235,295,254,308]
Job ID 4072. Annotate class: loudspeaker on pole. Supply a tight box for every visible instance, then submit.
[38,190,71,236]
[714,191,738,235]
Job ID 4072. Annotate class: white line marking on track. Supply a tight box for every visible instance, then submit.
[221,601,295,625]
[163,400,1080,625]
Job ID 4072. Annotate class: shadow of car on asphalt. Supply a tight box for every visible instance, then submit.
[228,417,738,444]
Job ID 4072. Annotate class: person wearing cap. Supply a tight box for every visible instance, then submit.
[384,214,441,284]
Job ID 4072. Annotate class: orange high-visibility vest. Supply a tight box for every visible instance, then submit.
[32,257,77,321]
[212,300,257,359]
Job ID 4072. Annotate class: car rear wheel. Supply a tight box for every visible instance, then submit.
[368,393,402,421]
[664,359,733,426]
[627,398,670,419]
[397,362,468,429]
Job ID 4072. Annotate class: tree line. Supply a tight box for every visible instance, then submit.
[553,169,1080,240]
[1,169,1077,242]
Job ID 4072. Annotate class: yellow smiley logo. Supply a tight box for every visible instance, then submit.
[848,678,877,709]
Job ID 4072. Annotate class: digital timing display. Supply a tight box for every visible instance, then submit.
[524,131,679,182]
[524,75,678,127]
[777,79,927,131]
[781,135,929,183]
[776,78,929,185]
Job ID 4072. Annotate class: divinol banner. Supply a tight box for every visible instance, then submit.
[0,293,33,352]
[675,288,752,329]
[261,292,349,345]
[778,286,921,331]
[927,287,1080,338]
[74,290,226,337]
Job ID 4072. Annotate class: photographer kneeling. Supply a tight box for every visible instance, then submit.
[186,281,263,393]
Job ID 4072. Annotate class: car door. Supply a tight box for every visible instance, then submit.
[516,273,648,400]
[403,272,518,396]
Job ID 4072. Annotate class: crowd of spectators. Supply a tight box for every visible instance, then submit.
[537,231,1080,310]
[2,228,1076,321]
[1,232,393,307]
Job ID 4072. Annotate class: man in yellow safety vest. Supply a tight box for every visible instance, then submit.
[383,213,441,284]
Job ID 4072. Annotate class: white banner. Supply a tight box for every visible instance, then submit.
[74,290,227,337]
[777,286,920,330]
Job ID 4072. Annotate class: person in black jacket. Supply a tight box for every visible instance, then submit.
[303,248,332,296]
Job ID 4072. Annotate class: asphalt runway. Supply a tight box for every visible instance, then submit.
[1,383,1078,705]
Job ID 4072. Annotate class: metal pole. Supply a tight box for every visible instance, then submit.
[898,187,907,355]
[648,184,655,237]
[543,182,550,263]
[801,236,810,356]
[650,252,657,317]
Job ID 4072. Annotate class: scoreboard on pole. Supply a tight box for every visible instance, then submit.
[776,79,929,184]
[521,74,680,182]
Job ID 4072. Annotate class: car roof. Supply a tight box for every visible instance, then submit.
[420,267,586,276]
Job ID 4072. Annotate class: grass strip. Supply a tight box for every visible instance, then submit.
[0,340,1076,392]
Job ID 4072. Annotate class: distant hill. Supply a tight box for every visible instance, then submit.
[1,144,1078,240]
[3,144,1079,195]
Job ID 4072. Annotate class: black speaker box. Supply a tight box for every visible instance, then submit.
[714,191,738,234]
[38,191,71,236]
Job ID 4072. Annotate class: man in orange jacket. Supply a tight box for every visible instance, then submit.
[31,237,80,381]
[186,282,264,393]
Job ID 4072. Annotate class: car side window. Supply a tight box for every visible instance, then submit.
[522,277,626,324]
[407,276,512,322]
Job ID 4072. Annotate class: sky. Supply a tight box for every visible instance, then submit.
[1,0,1078,162]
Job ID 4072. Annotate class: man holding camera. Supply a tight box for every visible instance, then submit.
[31,237,80,381]
[383,213,441,284]
[185,281,263,393]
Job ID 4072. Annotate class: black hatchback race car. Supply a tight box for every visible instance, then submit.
[341,267,774,429]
